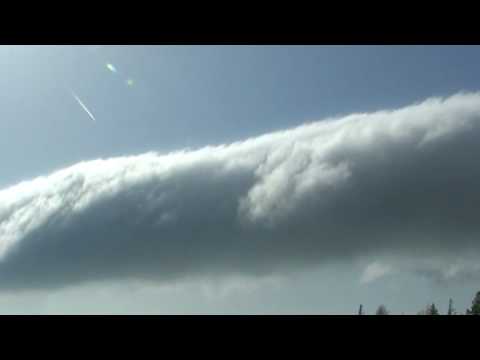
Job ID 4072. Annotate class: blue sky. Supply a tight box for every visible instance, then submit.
[1,45,480,314]
[3,45,480,187]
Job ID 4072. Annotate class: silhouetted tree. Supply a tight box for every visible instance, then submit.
[418,303,439,315]
[468,291,480,315]
[358,304,364,315]
[375,305,389,315]
[447,298,455,315]
[426,303,439,315]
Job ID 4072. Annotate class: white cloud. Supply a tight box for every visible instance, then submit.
[2,92,480,290]
[360,262,393,284]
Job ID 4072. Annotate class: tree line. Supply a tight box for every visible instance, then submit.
[357,290,480,315]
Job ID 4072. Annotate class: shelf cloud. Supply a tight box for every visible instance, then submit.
[2,92,480,290]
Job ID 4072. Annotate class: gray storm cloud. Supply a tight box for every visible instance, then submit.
[2,92,480,290]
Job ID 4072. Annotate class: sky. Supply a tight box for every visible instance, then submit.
[1,45,480,314]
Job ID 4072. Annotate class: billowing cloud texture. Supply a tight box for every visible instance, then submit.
[2,92,480,290]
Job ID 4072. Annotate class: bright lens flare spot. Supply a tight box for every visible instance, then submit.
[126,79,134,86]
[106,63,117,73]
